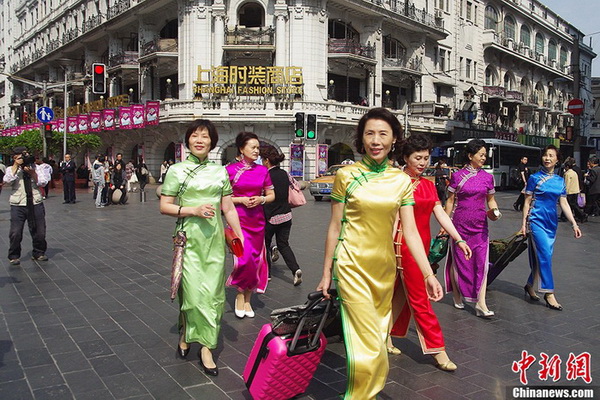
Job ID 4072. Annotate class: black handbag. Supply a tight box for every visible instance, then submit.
[270,290,339,336]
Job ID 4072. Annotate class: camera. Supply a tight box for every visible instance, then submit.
[22,152,36,168]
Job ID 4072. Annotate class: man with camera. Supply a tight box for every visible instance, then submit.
[2,147,51,265]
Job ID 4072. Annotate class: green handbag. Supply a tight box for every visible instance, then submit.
[428,234,450,264]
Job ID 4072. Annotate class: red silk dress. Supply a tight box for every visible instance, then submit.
[390,177,445,354]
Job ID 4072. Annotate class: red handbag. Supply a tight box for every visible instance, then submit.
[225,227,244,257]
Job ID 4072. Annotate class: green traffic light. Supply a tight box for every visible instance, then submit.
[307,130,315,139]
[295,129,304,137]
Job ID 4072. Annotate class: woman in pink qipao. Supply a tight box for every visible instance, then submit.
[226,132,275,318]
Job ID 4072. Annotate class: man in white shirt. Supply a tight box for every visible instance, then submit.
[3,147,51,265]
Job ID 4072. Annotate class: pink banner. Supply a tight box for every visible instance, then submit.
[67,116,78,134]
[33,122,42,131]
[57,119,65,133]
[131,104,145,129]
[145,101,160,126]
[77,115,89,134]
[16,126,25,136]
[102,109,116,130]
[24,124,33,131]
[89,111,102,132]
[119,106,132,129]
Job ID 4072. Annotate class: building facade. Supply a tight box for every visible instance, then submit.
[0,0,595,179]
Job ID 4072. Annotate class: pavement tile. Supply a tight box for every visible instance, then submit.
[31,384,74,400]
[69,389,115,400]
[44,336,78,355]
[62,369,107,394]
[139,373,192,399]
[185,384,232,400]
[23,364,65,390]
[164,361,211,388]
[0,379,33,400]
[17,347,54,368]
[79,339,114,358]
[53,351,93,373]
[102,372,149,399]
[89,354,130,377]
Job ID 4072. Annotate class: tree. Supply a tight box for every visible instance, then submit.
[0,129,102,159]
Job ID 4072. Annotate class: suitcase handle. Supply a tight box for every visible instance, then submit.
[288,290,336,354]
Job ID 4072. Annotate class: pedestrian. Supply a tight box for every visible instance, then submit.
[317,108,442,399]
[102,160,112,205]
[3,147,50,264]
[35,158,53,199]
[585,156,600,216]
[125,159,137,192]
[513,156,530,211]
[92,155,106,208]
[434,158,451,206]
[159,160,169,183]
[520,146,582,310]
[260,147,303,286]
[59,153,77,203]
[110,162,128,204]
[0,159,5,196]
[389,133,471,372]
[114,152,126,170]
[444,139,500,318]
[225,132,275,319]
[137,159,149,191]
[561,157,587,223]
[160,119,243,376]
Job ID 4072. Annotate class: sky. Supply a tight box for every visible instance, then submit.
[540,0,600,76]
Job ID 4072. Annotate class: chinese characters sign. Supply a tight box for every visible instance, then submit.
[194,66,304,96]
[512,351,592,385]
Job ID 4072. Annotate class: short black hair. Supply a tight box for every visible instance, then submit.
[184,119,219,150]
[260,147,285,165]
[398,133,432,165]
[235,132,259,155]
[541,145,561,164]
[589,156,599,165]
[353,107,403,160]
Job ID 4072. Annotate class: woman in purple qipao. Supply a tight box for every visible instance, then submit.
[226,132,275,319]
[444,139,500,318]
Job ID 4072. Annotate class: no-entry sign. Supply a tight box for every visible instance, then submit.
[567,98,584,115]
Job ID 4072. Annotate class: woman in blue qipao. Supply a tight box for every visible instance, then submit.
[519,145,582,311]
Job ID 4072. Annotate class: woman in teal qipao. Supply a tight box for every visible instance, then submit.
[520,145,582,311]
[160,119,243,376]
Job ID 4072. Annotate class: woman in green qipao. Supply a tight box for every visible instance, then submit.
[317,108,443,399]
[160,119,243,377]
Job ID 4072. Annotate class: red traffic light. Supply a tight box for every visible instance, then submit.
[94,64,105,74]
[44,123,52,130]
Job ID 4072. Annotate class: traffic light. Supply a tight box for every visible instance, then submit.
[295,112,305,138]
[43,123,53,139]
[92,63,106,94]
[306,114,317,140]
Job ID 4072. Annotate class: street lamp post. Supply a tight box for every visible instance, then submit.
[129,88,134,104]
[63,66,68,157]
[166,78,172,100]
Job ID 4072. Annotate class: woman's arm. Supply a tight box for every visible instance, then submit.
[559,196,582,238]
[159,195,217,219]
[486,194,501,221]
[221,195,244,243]
[432,204,472,259]
[400,206,443,301]
[317,201,344,298]
[519,194,533,235]
[444,191,455,216]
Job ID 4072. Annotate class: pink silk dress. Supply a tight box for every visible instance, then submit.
[225,161,273,293]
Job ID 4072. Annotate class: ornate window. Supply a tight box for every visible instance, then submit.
[504,16,515,40]
[560,47,568,69]
[238,2,264,28]
[383,36,406,59]
[535,33,545,55]
[520,25,531,47]
[548,40,557,61]
[484,6,498,30]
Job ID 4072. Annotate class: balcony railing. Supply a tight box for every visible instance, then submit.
[381,1,444,30]
[108,51,139,68]
[32,48,45,62]
[48,39,61,52]
[82,15,102,33]
[483,85,506,97]
[62,28,79,44]
[141,39,178,56]
[224,27,275,46]
[107,0,131,19]
[328,39,375,59]
[382,56,423,72]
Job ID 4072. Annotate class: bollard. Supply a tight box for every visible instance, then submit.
[140,189,146,202]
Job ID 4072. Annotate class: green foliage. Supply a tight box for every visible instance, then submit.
[0,129,102,158]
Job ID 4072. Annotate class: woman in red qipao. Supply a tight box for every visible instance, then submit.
[389,133,472,371]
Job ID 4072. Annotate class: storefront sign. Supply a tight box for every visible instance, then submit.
[289,144,304,178]
[194,65,304,97]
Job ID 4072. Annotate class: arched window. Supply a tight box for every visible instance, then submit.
[383,36,406,59]
[559,47,568,69]
[328,20,359,42]
[504,16,515,40]
[485,66,496,86]
[548,40,557,61]
[520,77,530,98]
[535,33,544,55]
[520,25,531,47]
[484,6,498,30]
[238,2,264,28]
[503,73,513,90]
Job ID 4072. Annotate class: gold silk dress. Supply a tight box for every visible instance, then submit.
[330,157,414,400]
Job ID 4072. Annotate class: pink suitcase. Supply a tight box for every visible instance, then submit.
[243,292,334,400]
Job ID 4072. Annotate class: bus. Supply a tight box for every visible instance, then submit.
[444,139,541,189]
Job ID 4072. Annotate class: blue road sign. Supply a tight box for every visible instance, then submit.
[36,107,54,123]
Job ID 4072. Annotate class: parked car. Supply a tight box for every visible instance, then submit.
[309,164,345,201]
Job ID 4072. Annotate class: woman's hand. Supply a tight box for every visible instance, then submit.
[425,275,443,302]
[519,224,527,236]
[438,227,447,236]
[193,204,216,218]
[458,241,472,260]
[316,272,332,299]
[573,225,582,239]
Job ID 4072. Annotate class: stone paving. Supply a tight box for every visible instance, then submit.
[0,185,598,400]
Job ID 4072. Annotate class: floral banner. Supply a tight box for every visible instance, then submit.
[102,109,116,130]
[77,115,89,134]
[89,112,102,132]
[119,106,132,129]
[67,116,78,134]
[131,104,145,129]
[145,101,160,126]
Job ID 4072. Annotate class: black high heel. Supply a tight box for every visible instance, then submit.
[544,294,563,311]
[199,348,218,376]
[177,343,190,359]
[524,284,540,301]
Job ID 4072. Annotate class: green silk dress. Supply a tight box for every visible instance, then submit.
[161,155,232,349]
[330,157,414,400]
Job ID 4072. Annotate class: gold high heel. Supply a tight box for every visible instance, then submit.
[387,346,402,355]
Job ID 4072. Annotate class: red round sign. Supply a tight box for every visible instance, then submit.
[567,98,584,115]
